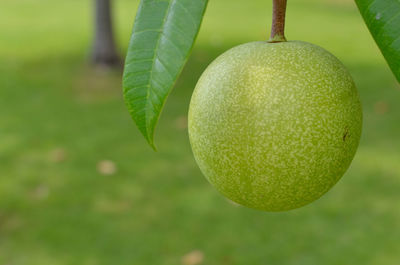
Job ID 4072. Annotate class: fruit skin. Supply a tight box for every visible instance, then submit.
[188,41,362,211]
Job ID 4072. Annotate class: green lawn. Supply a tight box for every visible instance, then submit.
[1,0,400,264]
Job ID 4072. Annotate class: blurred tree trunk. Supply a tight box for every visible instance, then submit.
[92,0,121,68]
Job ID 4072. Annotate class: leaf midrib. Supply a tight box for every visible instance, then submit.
[144,0,175,145]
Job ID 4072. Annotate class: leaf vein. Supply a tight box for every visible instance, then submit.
[133,29,162,35]
[175,1,197,28]
[160,32,186,57]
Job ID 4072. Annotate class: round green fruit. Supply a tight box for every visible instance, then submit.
[188,41,362,211]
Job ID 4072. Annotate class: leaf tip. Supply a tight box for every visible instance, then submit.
[148,140,158,152]
[145,134,158,152]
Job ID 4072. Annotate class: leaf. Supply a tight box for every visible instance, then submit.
[355,0,400,82]
[123,0,208,149]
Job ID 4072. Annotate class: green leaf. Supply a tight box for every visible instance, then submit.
[123,0,208,149]
[355,0,400,82]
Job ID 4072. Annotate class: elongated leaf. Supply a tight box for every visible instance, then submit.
[123,0,208,149]
[355,0,400,82]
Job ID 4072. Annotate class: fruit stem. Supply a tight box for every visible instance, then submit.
[268,0,287,43]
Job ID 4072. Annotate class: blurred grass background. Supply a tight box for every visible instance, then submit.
[0,0,400,264]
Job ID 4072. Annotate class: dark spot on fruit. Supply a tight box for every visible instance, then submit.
[343,128,349,142]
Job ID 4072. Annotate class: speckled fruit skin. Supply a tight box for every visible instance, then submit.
[188,41,362,212]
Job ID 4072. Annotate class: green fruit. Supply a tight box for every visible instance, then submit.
[188,41,362,211]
